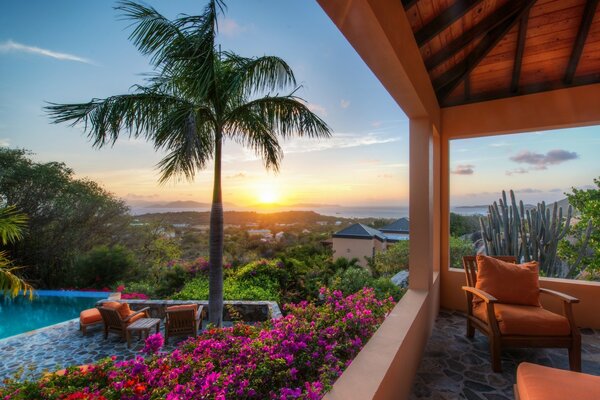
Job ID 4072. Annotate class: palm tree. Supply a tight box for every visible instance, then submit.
[0,206,33,299]
[45,0,331,326]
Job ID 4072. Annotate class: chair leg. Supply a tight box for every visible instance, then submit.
[466,319,475,338]
[569,337,582,372]
[489,336,502,373]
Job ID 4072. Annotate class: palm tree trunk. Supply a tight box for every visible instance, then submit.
[208,131,224,327]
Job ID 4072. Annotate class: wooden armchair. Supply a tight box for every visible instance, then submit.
[165,304,203,343]
[98,302,150,341]
[462,255,581,372]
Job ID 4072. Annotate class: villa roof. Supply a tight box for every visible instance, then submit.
[403,0,600,107]
[333,223,387,240]
[380,218,410,233]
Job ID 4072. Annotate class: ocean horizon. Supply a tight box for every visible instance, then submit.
[130,205,489,219]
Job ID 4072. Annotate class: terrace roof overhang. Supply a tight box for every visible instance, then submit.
[317,1,600,399]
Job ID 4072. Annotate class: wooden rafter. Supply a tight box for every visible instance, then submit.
[415,0,484,46]
[511,10,530,93]
[402,0,418,10]
[425,0,536,71]
[433,0,537,103]
[564,0,599,84]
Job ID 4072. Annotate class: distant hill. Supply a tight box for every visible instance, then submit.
[146,200,237,208]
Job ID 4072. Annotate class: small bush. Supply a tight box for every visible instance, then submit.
[174,275,280,302]
[74,245,138,289]
[328,267,403,301]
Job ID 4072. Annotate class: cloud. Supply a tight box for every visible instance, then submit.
[515,188,542,194]
[549,188,563,193]
[510,149,578,170]
[282,132,400,154]
[125,193,159,199]
[305,102,327,117]
[226,172,246,179]
[340,99,350,109]
[371,121,382,128]
[0,39,93,64]
[0,138,9,147]
[490,142,509,147]
[451,164,475,175]
[218,18,246,37]
[378,174,393,179]
[505,167,529,176]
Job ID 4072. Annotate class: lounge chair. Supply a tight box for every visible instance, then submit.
[514,362,600,400]
[97,301,149,341]
[164,304,203,343]
[462,255,581,372]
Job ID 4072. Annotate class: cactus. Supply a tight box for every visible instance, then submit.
[479,190,591,277]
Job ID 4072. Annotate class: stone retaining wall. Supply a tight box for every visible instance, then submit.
[96,299,282,322]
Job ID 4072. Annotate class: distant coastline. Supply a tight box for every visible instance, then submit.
[129,204,488,219]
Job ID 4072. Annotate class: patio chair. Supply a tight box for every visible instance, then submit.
[97,301,150,341]
[462,255,581,372]
[164,304,203,343]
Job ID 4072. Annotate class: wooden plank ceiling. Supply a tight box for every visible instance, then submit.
[403,0,600,107]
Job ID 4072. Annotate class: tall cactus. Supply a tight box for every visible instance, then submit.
[479,190,591,277]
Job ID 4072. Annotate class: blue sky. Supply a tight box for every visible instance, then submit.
[0,0,598,208]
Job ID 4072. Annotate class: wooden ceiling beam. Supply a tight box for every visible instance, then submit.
[433,0,537,104]
[511,10,530,93]
[425,0,534,71]
[402,0,418,10]
[564,0,599,84]
[414,0,484,46]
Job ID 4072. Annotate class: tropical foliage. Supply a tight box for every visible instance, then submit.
[0,205,33,298]
[45,0,330,326]
[0,148,130,287]
[0,288,394,399]
[558,177,600,279]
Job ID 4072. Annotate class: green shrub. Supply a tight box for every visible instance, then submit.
[327,267,403,301]
[371,277,404,301]
[174,275,280,302]
[372,241,409,277]
[74,245,138,288]
[449,236,475,268]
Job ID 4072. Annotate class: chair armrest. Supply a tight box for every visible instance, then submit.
[195,307,203,321]
[124,307,150,321]
[462,286,498,304]
[540,288,579,304]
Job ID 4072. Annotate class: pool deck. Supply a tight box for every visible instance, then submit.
[0,318,183,381]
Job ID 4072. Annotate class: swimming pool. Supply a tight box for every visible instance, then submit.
[0,290,108,339]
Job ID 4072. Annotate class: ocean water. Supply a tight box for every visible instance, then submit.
[131,205,485,219]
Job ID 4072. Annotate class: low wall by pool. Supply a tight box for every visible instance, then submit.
[96,299,282,321]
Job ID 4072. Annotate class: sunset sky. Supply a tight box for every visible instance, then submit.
[1,0,598,210]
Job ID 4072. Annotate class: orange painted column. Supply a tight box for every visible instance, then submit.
[409,118,437,290]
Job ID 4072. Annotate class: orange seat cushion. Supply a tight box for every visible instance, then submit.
[102,301,123,310]
[166,304,198,313]
[475,255,541,306]
[127,312,146,324]
[473,303,571,336]
[79,308,102,325]
[517,362,600,400]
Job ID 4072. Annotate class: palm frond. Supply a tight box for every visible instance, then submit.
[226,95,332,140]
[45,92,195,148]
[225,109,283,171]
[116,0,223,100]
[154,105,216,183]
[0,253,33,299]
[224,54,296,98]
[0,206,27,245]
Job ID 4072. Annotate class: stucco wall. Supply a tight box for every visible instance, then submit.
[332,237,375,267]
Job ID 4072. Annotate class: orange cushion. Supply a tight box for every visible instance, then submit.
[80,308,102,325]
[166,304,198,313]
[102,301,123,310]
[475,255,540,306]
[473,303,571,336]
[127,312,146,324]
[118,303,133,319]
[517,362,600,400]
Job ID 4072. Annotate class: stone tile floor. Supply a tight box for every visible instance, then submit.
[0,318,188,381]
[410,310,600,400]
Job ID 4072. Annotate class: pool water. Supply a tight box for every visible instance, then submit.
[0,291,107,339]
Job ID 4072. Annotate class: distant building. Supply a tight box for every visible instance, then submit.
[316,221,329,226]
[275,231,285,241]
[331,219,409,267]
[247,229,272,239]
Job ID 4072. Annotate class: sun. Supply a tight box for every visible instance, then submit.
[257,184,280,204]
[259,188,279,204]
